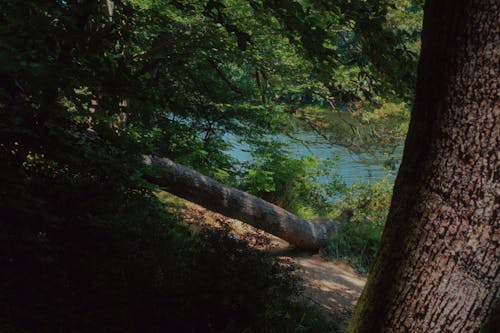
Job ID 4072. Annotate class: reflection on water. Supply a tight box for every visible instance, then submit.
[224,132,402,186]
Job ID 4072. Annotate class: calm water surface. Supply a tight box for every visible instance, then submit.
[224,132,402,186]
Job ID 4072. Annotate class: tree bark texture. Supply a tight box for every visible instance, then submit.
[143,155,348,250]
[348,1,499,332]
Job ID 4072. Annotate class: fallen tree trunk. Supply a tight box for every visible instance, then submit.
[143,155,351,250]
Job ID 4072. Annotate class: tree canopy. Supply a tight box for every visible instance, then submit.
[1,0,422,177]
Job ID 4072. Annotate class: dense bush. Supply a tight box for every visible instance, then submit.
[238,142,344,218]
[0,154,333,333]
[325,180,393,274]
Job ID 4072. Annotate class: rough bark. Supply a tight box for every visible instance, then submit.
[348,1,499,332]
[143,155,351,250]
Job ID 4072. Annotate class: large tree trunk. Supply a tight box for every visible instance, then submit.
[348,1,499,332]
[143,155,350,250]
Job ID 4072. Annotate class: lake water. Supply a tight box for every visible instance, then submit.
[224,132,402,186]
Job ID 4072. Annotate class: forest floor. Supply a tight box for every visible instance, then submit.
[164,194,367,330]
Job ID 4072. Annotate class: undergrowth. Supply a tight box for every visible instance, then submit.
[325,180,393,274]
[0,154,335,333]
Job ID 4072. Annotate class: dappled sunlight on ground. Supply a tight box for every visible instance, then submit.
[266,246,366,328]
[294,255,365,316]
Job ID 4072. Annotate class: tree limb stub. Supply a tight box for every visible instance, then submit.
[143,155,351,250]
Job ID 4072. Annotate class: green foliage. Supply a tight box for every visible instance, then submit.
[336,179,393,226]
[327,220,383,275]
[325,179,393,274]
[261,0,422,101]
[0,0,421,174]
[238,141,344,218]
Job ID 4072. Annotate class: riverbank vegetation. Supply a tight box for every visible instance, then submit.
[1,0,422,331]
[235,145,394,273]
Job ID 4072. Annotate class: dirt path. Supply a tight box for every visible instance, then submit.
[162,193,366,328]
[267,244,366,328]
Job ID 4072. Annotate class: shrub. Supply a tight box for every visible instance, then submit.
[238,142,343,218]
[0,153,333,333]
[325,179,393,274]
